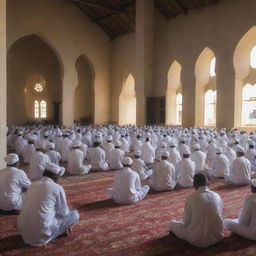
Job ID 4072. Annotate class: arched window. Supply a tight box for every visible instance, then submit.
[210,57,216,77]
[176,93,182,125]
[250,46,256,69]
[34,100,47,119]
[204,90,216,125]
[241,84,256,126]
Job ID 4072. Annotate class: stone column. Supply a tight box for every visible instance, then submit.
[0,0,6,168]
[135,0,154,126]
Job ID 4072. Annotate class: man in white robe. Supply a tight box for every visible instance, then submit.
[87,141,109,171]
[60,133,72,162]
[132,150,152,181]
[107,157,149,204]
[22,136,36,164]
[224,179,256,241]
[244,141,256,172]
[190,144,207,173]
[67,140,91,175]
[168,141,181,168]
[176,148,196,187]
[18,163,79,246]
[148,151,176,191]
[15,133,28,157]
[225,144,237,166]
[46,142,61,165]
[102,135,114,162]
[109,141,124,170]
[169,173,224,248]
[0,154,31,211]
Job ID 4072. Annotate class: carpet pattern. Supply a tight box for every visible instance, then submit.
[0,170,255,256]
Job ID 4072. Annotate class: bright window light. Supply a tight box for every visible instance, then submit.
[210,57,216,77]
[204,90,216,125]
[250,46,256,69]
[34,100,47,119]
[40,100,47,118]
[176,93,182,125]
[34,100,39,118]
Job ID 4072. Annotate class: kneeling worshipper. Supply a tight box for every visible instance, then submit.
[148,150,176,191]
[106,157,149,204]
[131,150,153,181]
[108,141,125,170]
[46,142,61,165]
[18,163,79,246]
[224,179,256,241]
[190,144,207,174]
[67,140,91,175]
[22,135,36,164]
[225,145,255,185]
[168,173,224,248]
[176,148,196,188]
[0,154,31,211]
[102,135,114,162]
[208,147,229,178]
[140,137,155,166]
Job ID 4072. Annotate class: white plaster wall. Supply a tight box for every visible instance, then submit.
[0,0,6,168]
[7,0,111,125]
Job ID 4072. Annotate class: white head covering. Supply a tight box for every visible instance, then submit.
[72,140,82,148]
[161,142,167,148]
[134,149,142,156]
[169,141,176,147]
[45,163,65,176]
[216,147,223,154]
[46,142,55,150]
[183,148,191,155]
[57,131,63,137]
[161,150,170,158]
[17,130,23,135]
[194,144,200,150]
[107,135,113,141]
[35,142,44,150]
[122,157,133,166]
[251,179,256,187]
[4,153,19,165]
[236,145,245,154]
[43,131,50,137]
[114,141,121,147]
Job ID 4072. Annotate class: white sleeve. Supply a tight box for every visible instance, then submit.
[183,197,192,225]
[56,187,70,217]
[19,171,32,189]
[239,197,252,225]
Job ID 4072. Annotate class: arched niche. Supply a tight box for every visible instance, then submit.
[195,47,216,126]
[119,74,136,125]
[74,55,95,124]
[233,26,256,127]
[166,61,182,125]
[7,34,62,125]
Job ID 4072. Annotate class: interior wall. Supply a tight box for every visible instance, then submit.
[0,0,6,168]
[7,34,62,125]
[74,55,94,123]
[7,0,111,126]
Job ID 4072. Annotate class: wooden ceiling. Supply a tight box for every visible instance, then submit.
[69,0,223,39]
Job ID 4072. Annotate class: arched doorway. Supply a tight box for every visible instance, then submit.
[7,34,62,125]
[119,74,136,125]
[74,55,94,125]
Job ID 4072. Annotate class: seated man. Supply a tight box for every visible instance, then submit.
[67,140,91,175]
[169,173,224,248]
[225,145,253,185]
[132,150,152,181]
[148,151,176,191]
[46,142,61,165]
[18,163,79,246]
[224,179,256,241]
[107,157,149,204]
[190,144,207,173]
[0,154,31,211]
[109,141,125,170]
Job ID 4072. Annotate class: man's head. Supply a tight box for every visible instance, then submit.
[71,140,82,149]
[93,141,100,147]
[216,147,222,155]
[122,157,133,167]
[114,141,121,149]
[161,150,169,160]
[251,179,256,193]
[35,142,44,152]
[236,145,245,157]
[4,153,19,168]
[183,148,191,159]
[193,144,200,152]
[193,173,208,189]
[43,163,64,183]
[134,150,142,159]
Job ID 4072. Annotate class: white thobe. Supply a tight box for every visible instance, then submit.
[169,186,224,248]
[209,154,229,178]
[87,147,109,171]
[103,142,114,161]
[179,144,190,156]
[225,156,252,185]
[140,142,155,164]
[168,148,181,167]
[131,158,153,181]
[22,144,36,164]
[15,137,28,156]
[67,149,91,175]
[60,138,72,162]
[109,148,124,170]
[225,147,237,165]
[190,151,207,173]
[224,193,256,241]
[148,160,176,191]
[0,167,31,211]
[120,137,130,152]
[55,136,63,153]
[18,177,70,246]
[176,158,195,187]
[107,168,149,204]
[245,148,256,172]
[46,150,61,165]
[28,151,51,181]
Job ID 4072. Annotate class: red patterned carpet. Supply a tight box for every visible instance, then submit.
[0,170,256,256]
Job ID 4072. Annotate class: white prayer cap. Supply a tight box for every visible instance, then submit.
[57,131,63,137]
[248,140,255,147]
[45,163,65,176]
[46,142,55,150]
[43,131,50,137]
[216,147,223,154]
[169,141,176,147]
[17,130,23,135]
[28,134,37,142]
[4,153,19,165]
[72,140,82,148]
[134,149,142,156]
[114,141,121,147]
[161,150,169,158]
[251,179,256,187]
[107,135,113,141]
[194,144,200,150]
[122,157,133,166]
[236,145,245,154]
[35,142,44,150]
[183,148,191,155]
[161,142,167,148]
[95,131,101,137]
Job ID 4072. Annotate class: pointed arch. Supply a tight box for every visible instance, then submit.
[166,61,182,125]
[195,47,216,126]
[119,74,136,125]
